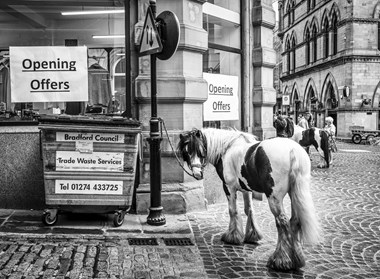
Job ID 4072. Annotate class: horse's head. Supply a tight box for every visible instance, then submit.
[177,128,207,180]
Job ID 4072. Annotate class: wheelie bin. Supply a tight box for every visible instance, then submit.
[39,115,141,227]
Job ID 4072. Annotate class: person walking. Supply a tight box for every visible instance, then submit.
[305,112,314,128]
[324,116,337,165]
[297,114,309,129]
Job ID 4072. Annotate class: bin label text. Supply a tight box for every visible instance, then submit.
[55,180,123,195]
[56,151,124,172]
[56,132,125,143]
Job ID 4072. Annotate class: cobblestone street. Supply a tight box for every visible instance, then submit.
[0,141,379,278]
[190,141,380,278]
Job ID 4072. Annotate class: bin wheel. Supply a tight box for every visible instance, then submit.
[42,211,58,226]
[366,135,375,144]
[113,211,125,227]
[352,134,362,144]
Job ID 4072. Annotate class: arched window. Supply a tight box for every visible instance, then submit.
[292,36,296,71]
[312,24,318,62]
[286,39,291,72]
[331,12,338,55]
[291,1,295,24]
[378,15,380,51]
[322,17,329,58]
[307,0,316,12]
[305,28,311,65]
[307,86,316,111]
[288,0,295,26]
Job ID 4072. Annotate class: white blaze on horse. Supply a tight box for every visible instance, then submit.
[178,128,321,271]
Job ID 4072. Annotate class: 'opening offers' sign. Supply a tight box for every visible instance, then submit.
[203,73,239,121]
[10,46,88,102]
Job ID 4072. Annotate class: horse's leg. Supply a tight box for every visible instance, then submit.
[266,194,305,271]
[316,148,327,168]
[221,186,244,245]
[329,150,333,165]
[242,192,262,243]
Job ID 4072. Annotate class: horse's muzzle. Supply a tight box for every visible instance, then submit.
[191,164,203,180]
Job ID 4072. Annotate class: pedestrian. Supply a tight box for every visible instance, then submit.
[297,114,309,129]
[324,116,337,165]
[305,112,314,128]
[274,115,288,137]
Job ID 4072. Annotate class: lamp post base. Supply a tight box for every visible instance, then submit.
[147,206,166,226]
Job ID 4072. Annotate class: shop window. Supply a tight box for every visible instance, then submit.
[202,1,241,129]
[0,1,126,124]
[112,55,126,113]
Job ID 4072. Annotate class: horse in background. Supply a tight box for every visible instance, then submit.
[274,116,330,168]
[291,125,330,168]
[178,128,321,271]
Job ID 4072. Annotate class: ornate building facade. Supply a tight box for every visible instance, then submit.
[277,0,380,136]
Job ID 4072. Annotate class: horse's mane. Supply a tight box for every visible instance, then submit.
[201,128,258,165]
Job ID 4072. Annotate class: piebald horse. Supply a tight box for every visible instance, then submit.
[178,128,321,271]
[291,125,330,168]
[274,117,330,168]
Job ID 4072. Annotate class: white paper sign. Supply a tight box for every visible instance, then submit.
[282,95,290,105]
[10,46,88,102]
[56,151,124,172]
[203,73,239,121]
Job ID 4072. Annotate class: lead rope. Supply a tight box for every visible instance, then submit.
[158,117,198,179]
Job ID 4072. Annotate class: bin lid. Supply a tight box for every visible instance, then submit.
[38,114,141,128]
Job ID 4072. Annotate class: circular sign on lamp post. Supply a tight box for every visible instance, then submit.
[156,11,180,60]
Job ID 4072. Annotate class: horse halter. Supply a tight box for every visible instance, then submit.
[181,129,207,173]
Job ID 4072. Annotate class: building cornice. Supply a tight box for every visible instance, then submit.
[280,54,380,81]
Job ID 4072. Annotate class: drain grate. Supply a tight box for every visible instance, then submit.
[128,238,158,245]
[163,237,194,246]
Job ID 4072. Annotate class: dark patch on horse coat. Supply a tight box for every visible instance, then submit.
[299,128,317,148]
[298,128,330,167]
[240,143,275,197]
[239,179,252,192]
[214,159,230,197]
[319,130,330,167]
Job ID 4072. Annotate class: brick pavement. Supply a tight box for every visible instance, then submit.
[0,235,207,279]
[0,140,379,279]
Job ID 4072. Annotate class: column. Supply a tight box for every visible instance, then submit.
[251,0,277,139]
[135,0,208,213]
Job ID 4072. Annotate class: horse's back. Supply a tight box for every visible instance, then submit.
[258,137,311,170]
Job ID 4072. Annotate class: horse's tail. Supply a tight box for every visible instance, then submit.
[289,148,321,245]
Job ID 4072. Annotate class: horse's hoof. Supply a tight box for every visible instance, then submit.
[266,248,305,271]
[221,231,244,245]
[266,255,304,271]
[244,230,263,244]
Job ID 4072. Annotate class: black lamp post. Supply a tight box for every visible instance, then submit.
[146,0,166,226]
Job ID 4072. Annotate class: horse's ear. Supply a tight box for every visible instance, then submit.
[180,134,184,140]
[195,129,201,138]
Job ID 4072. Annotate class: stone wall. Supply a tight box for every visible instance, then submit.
[0,127,45,209]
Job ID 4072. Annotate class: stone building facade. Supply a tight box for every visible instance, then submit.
[277,0,380,136]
